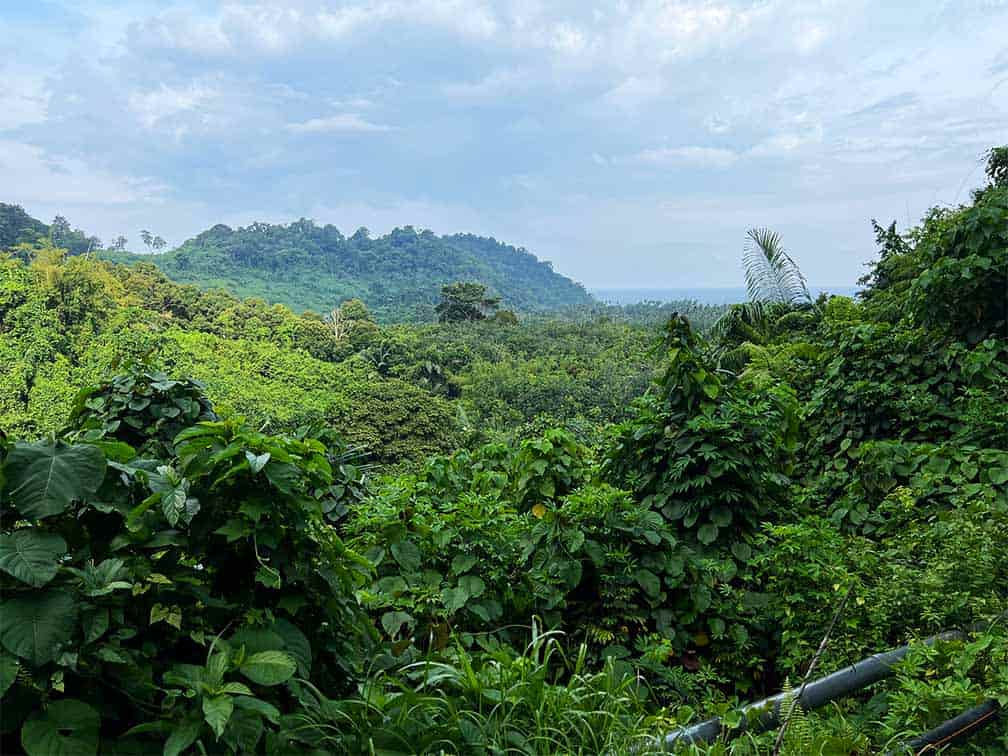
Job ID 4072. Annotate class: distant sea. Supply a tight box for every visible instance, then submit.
[590,286,860,305]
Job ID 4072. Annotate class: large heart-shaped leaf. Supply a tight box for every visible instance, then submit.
[0,590,77,664]
[21,699,99,756]
[0,531,67,587]
[3,442,106,519]
[238,651,296,686]
[390,540,422,573]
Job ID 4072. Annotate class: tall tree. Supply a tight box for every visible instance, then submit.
[435,281,501,323]
[140,230,153,250]
[50,215,71,246]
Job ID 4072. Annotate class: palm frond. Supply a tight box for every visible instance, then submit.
[743,227,812,306]
[708,301,769,343]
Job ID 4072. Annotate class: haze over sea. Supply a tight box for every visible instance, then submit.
[591,286,860,306]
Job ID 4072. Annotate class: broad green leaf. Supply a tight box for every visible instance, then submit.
[697,524,719,545]
[450,554,478,575]
[89,440,136,463]
[380,611,414,639]
[0,590,77,664]
[255,565,281,590]
[263,461,299,494]
[164,718,201,756]
[0,530,67,587]
[4,442,105,519]
[443,585,469,613]
[150,603,182,629]
[391,540,422,573]
[468,599,502,623]
[245,451,271,474]
[203,694,233,739]
[634,569,661,599]
[82,607,110,644]
[218,682,254,696]
[709,506,733,527]
[222,709,263,753]
[229,628,285,656]
[730,542,752,562]
[989,467,1008,485]
[214,519,252,542]
[0,652,18,697]
[458,575,486,600]
[234,695,281,725]
[273,619,311,677]
[21,699,99,756]
[238,650,296,686]
[77,558,132,597]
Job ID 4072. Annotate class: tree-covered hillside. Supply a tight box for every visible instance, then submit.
[0,206,594,320]
[99,220,593,320]
[0,246,684,460]
[1,149,1005,755]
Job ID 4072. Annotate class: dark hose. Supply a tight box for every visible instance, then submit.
[887,700,1002,755]
[661,630,962,749]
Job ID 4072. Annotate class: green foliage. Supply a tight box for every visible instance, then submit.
[0,204,48,252]
[2,442,106,520]
[0,252,461,464]
[606,316,797,548]
[0,368,374,754]
[881,630,1008,747]
[907,184,1008,342]
[284,625,671,755]
[102,220,593,321]
[2,146,1007,753]
[435,281,501,322]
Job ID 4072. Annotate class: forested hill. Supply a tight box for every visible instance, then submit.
[0,205,593,320]
[104,220,593,319]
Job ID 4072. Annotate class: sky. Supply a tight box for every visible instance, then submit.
[2,1,1006,288]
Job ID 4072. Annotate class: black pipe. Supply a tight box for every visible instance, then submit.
[661,630,963,749]
[887,700,1001,755]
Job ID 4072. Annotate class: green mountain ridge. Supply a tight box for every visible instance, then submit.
[2,205,594,320]
[110,220,593,320]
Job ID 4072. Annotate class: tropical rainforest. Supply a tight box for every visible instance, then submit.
[98,221,594,321]
[0,147,1006,755]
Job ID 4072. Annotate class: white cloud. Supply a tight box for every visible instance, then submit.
[7,0,1008,288]
[622,145,740,169]
[749,125,824,158]
[0,139,165,205]
[133,0,500,58]
[285,113,394,134]
[129,82,217,129]
[601,75,666,110]
[442,69,524,99]
[0,67,48,130]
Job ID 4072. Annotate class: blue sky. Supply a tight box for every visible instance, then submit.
[2,1,1006,288]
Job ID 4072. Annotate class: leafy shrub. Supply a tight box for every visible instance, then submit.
[0,367,373,754]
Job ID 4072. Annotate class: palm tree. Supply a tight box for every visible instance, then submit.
[710,228,816,372]
[742,227,812,306]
